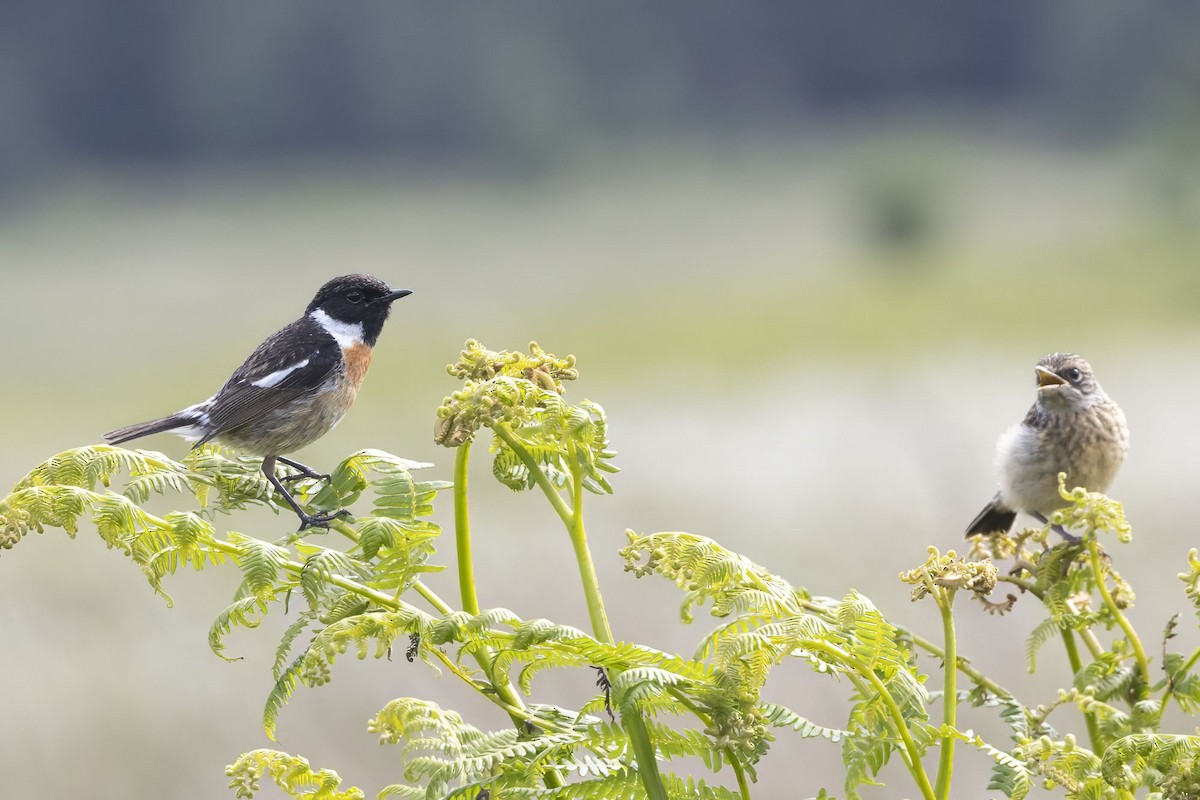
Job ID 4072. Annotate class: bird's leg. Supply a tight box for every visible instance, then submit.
[1033,512,1081,543]
[262,455,350,531]
[277,455,332,484]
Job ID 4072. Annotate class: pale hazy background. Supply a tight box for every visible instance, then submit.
[3,4,1200,799]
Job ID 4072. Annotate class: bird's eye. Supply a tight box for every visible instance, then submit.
[1066,367,1082,382]
[346,291,364,304]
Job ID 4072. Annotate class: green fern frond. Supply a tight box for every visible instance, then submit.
[488,624,712,698]
[306,608,433,667]
[841,734,891,799]
[225,748,363,799]
[160,511,225,571]
[295,544,371,608]
[16,445,195,493]
[1073,651,1137,702]
[1025,616,1063,673]
[264,654,309,741]
[229,532,292,601]
[274,609,320,681]
[210,595,273,662]
[443,770,743,800]
[692,614,772,662]
[354,513,440,561]
[1014,736,1105,797]
[492,437,570,491]
[973,737,1033,800]
[1100,733,1200,794]
[1,481,189,601]
[619,530,805,624]
[760,703,851,742]
[1182,548,1200,626]
[319,593,370,626]
[184,445,277,513]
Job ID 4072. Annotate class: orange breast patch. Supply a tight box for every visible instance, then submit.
[343,343,373,390]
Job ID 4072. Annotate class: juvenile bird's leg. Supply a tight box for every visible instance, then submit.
[262,455,350,530]
[1033,512,1081,543]
[276,455,332,483]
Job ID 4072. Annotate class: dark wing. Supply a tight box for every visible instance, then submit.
[965,493,1016,538]
[199,318,341,443]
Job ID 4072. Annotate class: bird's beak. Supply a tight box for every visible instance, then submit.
[378,289,413,305]
[1036,366,1067,389]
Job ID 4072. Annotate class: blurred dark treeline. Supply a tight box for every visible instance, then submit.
[2,1,1200,182]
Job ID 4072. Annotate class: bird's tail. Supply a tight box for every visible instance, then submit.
[104,407,207,446]
[965,494,1017,538]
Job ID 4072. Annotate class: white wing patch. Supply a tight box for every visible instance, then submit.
[310,308,364,349]
[252,358,312,389]
[169,396,214,441]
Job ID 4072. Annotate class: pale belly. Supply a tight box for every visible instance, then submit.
[995,405,1127,516]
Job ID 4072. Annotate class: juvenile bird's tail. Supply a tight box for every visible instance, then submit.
[104,408,207,446]
[965,494,1017,538]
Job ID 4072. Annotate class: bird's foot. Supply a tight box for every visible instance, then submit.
[1032,513,1082,544]
[296,508,352,531]
[1051,524,1081,544]
[277,456,332,483]
[281,469,331,484]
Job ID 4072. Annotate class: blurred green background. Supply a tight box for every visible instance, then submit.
[3,3,1200,798]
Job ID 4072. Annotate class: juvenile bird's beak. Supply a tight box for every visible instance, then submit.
[378,289,413,305]
[1036,366,1067,389]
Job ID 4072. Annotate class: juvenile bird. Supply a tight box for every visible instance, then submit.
[104,274,412,530]
[966,353,1128,539]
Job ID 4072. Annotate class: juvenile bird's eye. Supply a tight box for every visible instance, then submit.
[1066,367,1082,382]
[346,291,364,304]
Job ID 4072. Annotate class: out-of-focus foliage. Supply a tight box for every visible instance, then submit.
[4,3,1200,183]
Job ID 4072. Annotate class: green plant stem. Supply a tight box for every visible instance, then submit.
[665,687,752,800]
[1088,539,1150,695]
[453,442,481,616]
[412,580,453,615]
[1061,628,1103,752]
[209,525,569,788]
[566,440,615,642]
[492,423,573,526]
[493,424,615,645]
[808,641,937,800]
[492,423,665,800]
[933,588,957,800]
[447,441,566,789]
[1161,645,1200,713]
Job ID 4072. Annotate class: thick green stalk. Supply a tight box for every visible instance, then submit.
[453,442,480,616]
[806,640,937,800]
[492,423,573,526]
[566,440,614,642]
[1088,539,1150,696]
[491,423,666,800]
[448,440,565,789]
[933,588,957,800]
[493,424,613,640]
[1061,628,1103,752]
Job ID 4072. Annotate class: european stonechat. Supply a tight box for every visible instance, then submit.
[104,274,412,530]
[966,352,1128,539]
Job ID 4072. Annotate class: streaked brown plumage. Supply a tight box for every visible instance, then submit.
[966,353,1128,538]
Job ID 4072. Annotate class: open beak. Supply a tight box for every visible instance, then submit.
[378,289,413,305]
[1035,366,1067,389]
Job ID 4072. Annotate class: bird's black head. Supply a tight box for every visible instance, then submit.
[306,274,412,346]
